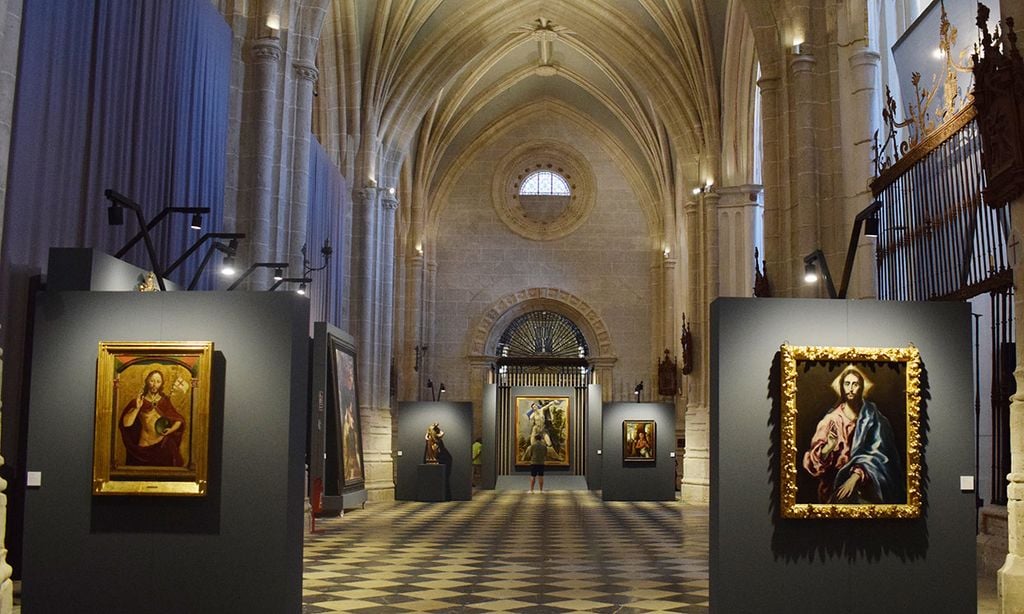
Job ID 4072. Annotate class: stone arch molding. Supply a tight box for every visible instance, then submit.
[470,288,615,359]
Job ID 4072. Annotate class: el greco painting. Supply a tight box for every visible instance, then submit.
[779,344,922,519]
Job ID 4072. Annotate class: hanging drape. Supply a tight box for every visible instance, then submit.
[306,136,351,328]
[1,0,230,298]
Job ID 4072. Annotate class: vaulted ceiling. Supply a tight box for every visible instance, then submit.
[319,0,733,204]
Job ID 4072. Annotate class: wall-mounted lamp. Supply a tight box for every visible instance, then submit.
[438,383,446,400]
[388,187,396,195]
[634,381,644,402]
[803,249,837,298]
[266,13,280,30]
[663,247,671,258]
[692,179,714,195]
[792,37,807,55]
[267,276,313,294]
[226,262,290,290]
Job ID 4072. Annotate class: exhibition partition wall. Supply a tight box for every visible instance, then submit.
[710,298,975,612]
[310,322,367,512]
[21,291,309,613]
[395,402,473,501]
[601,402,675,501]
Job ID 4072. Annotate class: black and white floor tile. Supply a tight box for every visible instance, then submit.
[303,490,709,612]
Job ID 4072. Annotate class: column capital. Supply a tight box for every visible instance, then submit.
[789,54,817,74]
[293,61,319,82]
[250,38,281,63]
[382,195,399,210]
[756,75,781,92]
[849,49,881,69]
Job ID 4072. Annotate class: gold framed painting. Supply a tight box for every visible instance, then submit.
[514,396,570,466]
[92,341,214,496]
[623,420,656,462]
[780,344,922,519]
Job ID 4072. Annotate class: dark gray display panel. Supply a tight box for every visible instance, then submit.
[601,402,675,501]
[586,385,602,490]
[481,384,497,490]
[710,298,975,612]
[395,402,473,501]
[21,291,308,613]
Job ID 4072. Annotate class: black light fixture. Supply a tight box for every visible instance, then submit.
[103,190,166,290]
[864,214,880,238]
[114,205,212,258]
[164,232,246,277]
[267,276,312,294]
[426,378,435,401]
[803,260,818,283]
[634,381,644,402]
[187,239,239,290]
[438,383,446,400]
[803,249,837,298]
[226,262,290,291]
[107,201,124,226]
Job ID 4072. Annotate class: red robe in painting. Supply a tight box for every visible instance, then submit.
[119,395,186,467]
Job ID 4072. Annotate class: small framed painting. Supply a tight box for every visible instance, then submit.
[623,420,656,462]
[779,344,923,519]
[92,341,213,496]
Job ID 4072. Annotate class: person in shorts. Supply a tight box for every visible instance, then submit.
[529,434,548,493]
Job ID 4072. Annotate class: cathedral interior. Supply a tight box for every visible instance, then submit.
[0,0,1022,611]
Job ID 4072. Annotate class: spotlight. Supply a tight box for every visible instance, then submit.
[190,213,203,230]
[221,256,237,277]
[274,267,284,281]
[297,282,307,295]
[864,216,879,238]
[634,381,644,402]
[107,204,124,226]
[804,261,818,283]
[438,383,446,400]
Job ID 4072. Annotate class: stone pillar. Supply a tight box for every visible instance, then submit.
[717,185,763,297]
[681,195,709,503]
[239,37,281,268]
[757,75,787,296]
[467,358,491,440]
[285,60,318,268]
[842,47,881,299]
[789,50,819,297]
[589,357,616,402]
[1000,194,1024,613]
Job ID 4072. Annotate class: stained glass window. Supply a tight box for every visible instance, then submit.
[519,170,571,196]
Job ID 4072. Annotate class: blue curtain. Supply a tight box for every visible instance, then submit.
[1,0,230,292]
[306,137,351,327]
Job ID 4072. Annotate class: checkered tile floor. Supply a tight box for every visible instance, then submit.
[303,490,709,612]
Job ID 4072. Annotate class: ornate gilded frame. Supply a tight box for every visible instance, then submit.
[514,395,571,466]
[92,341,213,496]
[780,344,922,519]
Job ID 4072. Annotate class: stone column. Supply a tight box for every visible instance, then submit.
[589,357,616,402]
[717,185,764,297]
[757,75,787,296]
[239,37,281,269]
[843,47,881,299]
[1000,194,1024,612]
[789,50,820,298]
[285,60,318,268]
[681,196,709,503]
